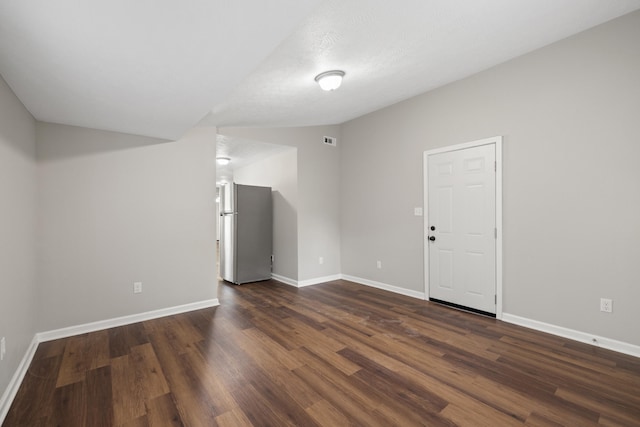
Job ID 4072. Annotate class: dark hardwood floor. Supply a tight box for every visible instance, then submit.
[4,279,640,426]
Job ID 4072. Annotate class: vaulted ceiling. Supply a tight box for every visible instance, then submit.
[1,0,639,141]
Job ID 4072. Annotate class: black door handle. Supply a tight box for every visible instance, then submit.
[429,236,436,241]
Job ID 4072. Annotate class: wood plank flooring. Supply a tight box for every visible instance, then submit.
[4,279,640,426]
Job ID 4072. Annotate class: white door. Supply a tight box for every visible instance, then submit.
[425,141,498,314]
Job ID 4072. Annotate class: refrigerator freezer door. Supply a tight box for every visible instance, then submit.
[219,183,236,283]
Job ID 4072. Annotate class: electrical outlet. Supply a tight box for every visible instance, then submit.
[600,298,612,313]
[1,337,6,361]
[134,282,143,294]
[376,260,382,269]
[319,256,324,265]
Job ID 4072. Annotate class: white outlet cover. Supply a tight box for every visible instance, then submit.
[134,282,143,294]
[600,298,612,313]
[414,207,423,216]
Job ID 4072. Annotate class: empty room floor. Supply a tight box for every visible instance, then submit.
[4,280,640,426]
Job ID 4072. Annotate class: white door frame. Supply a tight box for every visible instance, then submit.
[423,136,503,319]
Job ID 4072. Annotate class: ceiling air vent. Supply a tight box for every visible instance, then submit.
[323,136,337,147]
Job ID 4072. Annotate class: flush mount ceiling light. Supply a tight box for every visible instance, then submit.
[314,70,345,91]
[216,157,231,165]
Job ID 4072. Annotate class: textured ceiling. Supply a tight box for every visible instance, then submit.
[0,0,322,140]
[1,1,639,140]
[208,0,640,128]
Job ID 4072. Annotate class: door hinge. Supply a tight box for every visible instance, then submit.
[494,228,497,239]
[494,161,496,172]
[495,294,497,304]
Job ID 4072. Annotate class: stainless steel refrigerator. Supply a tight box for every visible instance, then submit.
[219,183,273,284]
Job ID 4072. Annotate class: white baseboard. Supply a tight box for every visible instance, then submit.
[271,273,298,287]
[1,298,220,424]
[341,274,426,300]
[502,313,640,358]
[271,278,640,360]
[37,298,219,343]
[298,274,342,288]
[0,336,39,424]
[273,273,426,300]
[272,274,342,288]
[338,278,639,359]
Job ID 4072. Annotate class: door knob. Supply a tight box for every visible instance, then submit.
[429,236,436,241]
[430,226,436,231]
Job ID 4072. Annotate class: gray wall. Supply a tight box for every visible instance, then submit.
[36,123,218,331]
[341,11,640,345]
[0,76,37,400]
[220,126,341,282]
[234,149,299,281]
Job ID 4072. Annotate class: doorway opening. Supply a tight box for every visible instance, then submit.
[215,134,298,286]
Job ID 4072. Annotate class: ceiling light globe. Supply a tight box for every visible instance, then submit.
[216,157,231,165]
[315,70,345,91]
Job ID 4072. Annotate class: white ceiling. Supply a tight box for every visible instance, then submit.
[209,0,640,128]
[216,134,294,184]
[1,0,639,140]
[0,0,322,140]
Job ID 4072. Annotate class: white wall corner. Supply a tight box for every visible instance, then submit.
[272,273,342,288]
[298,274,342,288]
[1,298,219,423]
[0,336,39,424]
[502,313,640,359]
[271,274,299,287]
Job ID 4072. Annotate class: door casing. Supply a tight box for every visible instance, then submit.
[423,136,503,319]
